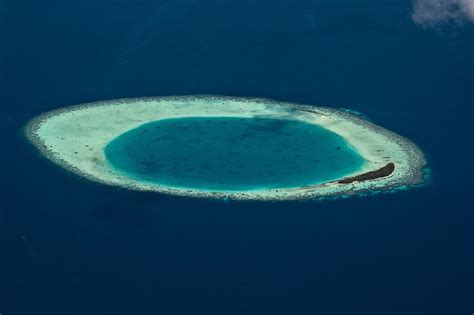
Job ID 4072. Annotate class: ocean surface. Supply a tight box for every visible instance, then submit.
[0,0,473,314]
[105,117,363,190]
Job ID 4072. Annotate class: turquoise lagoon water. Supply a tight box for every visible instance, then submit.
[104,117,364,191]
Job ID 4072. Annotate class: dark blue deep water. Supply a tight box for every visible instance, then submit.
[105,117,363,190]
[1,1,472,314]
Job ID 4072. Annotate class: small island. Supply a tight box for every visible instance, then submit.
[25,96,427,200]
[338,163,395,184]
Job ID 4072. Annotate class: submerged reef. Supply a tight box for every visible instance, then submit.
[25,96,427,200]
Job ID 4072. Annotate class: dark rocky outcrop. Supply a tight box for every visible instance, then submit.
[338,163,395,184]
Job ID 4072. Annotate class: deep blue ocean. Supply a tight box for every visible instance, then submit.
[1,1,473,314]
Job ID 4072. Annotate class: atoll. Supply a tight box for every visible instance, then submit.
[25,96,427,200]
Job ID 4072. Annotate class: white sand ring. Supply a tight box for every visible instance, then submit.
[25,95,427,201]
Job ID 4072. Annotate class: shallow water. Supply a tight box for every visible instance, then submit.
[105,117,364,190]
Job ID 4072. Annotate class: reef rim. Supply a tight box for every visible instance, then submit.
[25,95,427,201]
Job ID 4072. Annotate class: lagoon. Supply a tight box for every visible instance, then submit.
[104,117,364,191]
